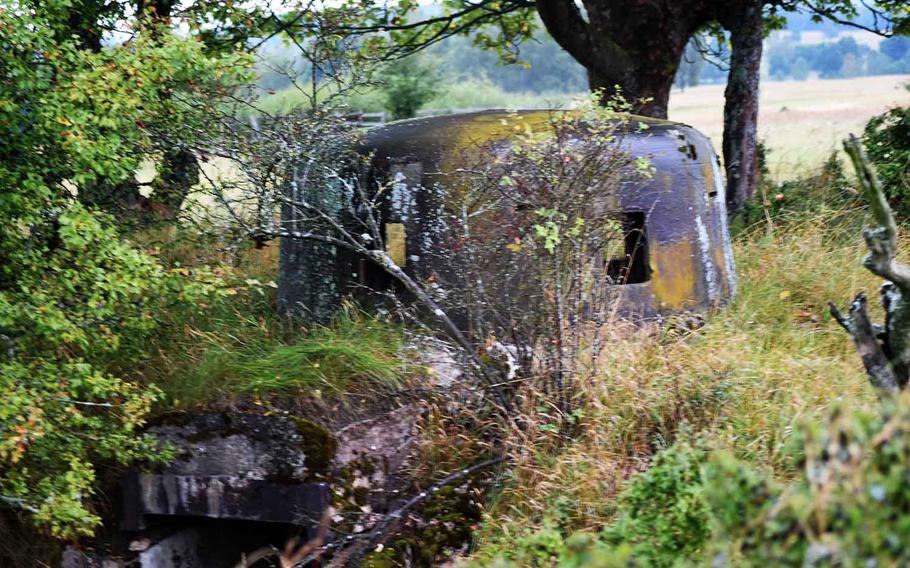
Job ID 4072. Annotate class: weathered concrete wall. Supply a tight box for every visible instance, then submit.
[122,413,331,533]
[137,527,203,568]
[277,109,736,320]
[277,183,340,323]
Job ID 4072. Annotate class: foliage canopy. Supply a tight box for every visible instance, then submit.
[0,3,245,537]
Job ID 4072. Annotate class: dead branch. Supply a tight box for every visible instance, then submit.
[830,135,910,397]
[235,508,331,568]
[830,294,899,396]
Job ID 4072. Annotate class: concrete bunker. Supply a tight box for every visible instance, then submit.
[279,109,736,320]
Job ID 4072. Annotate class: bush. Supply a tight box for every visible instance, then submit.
[477,396,910,567]
[480,394,910,568]
[0,5,244,538]
[474,441,710,567]
[863,105,910,216]
[603,441,710,566]
[0,204,234,537]
[734,150,857,232]
[703,397,910,567]
[380,56,440,120]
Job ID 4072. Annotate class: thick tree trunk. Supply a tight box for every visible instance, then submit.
[588,67,674,119]
[722,0,764,212]
[537,0,705,120]
[153,147,200,217]
[78,148,197,224]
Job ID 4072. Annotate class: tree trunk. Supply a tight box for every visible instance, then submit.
[537,0,706,120]
[153,147,200,218]
[722,0,764,212]
[588,66,675,119]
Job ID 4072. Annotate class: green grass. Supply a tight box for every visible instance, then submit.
[159,307,410,407]
[117,229,414,409]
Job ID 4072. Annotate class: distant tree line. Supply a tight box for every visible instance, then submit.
[768,34,910,80]
[424,33,588,94]
[253,30,589,96]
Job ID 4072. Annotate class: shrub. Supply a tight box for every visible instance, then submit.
[471,441,710,567]
[603,441,710,566]
[0,204,234,537]
[380,56,441,120]
[734,150,857,232]
[476,396,910,568]
[863,105,910,216]
[705,398,910,567]
[0,5,245,538]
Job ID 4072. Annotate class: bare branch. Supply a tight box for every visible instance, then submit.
[844,134,910,292]
[830,295,900,397]
[833,135,910,397]
[0,495,39,514]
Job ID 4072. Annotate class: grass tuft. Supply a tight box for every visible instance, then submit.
[154,304,410,408]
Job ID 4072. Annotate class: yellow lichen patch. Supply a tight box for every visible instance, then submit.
[437,110,674,176]
[386,223,407,267]
[439,111,563,174]
[702,161,716,196]
[650,239,697,309]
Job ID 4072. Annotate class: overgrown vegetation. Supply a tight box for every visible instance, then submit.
[4,0,910,561]
[467,164,886,565]
[0,4,245,537]
[379,56,441,119]
[476,394,910,567]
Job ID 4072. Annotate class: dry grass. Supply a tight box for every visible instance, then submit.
[471,204,884,550]
[668,74,910,180]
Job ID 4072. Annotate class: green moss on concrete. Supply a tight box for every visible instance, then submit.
[293,417,337,476]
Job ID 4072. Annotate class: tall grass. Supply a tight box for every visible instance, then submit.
[172,310,404,404]
[155,305,411,408]
[118,226,414,409]
[470,199,883,554]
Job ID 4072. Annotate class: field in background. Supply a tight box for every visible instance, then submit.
[668,74,910,180]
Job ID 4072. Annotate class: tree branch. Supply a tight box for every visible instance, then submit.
[832,135,910,396]
[844,135,910,293]
[830,294,900,396]
[0,495,39,514]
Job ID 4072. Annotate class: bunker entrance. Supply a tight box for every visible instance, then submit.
[605,211,650,285]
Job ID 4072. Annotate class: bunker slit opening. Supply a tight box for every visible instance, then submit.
[605,211,650,285]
